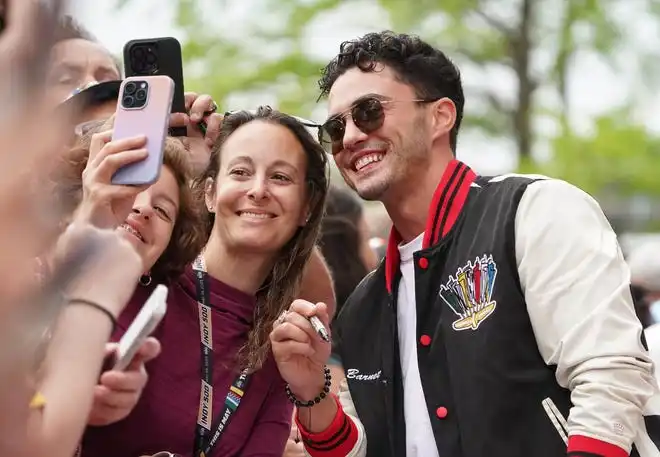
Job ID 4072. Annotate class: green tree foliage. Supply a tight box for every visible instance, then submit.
[520,112,660,196]
[168,0,344,116]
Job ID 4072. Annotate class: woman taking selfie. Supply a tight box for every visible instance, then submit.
[70,107,329,457]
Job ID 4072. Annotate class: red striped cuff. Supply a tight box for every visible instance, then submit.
[296,395,359,457]
[567,435,629,457]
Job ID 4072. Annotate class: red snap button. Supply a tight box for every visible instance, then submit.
[418,257,429,269]
[436,406,448,419]
[420,334,432,346]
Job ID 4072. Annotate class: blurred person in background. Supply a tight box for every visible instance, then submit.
[72,108,329,457]
[48,15,224,174]
[47,15,121,108]
[364,204,390,263]
[271,31,660,457]
[628,242,660,378]
[320,185,378,309]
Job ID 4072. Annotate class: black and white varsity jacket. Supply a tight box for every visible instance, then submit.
[299,160,660,457]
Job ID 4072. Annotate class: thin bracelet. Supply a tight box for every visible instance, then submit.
[68,298,117,333]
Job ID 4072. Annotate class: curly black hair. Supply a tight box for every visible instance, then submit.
[319,31,464,152]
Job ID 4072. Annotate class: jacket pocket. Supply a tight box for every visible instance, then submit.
[542,397,568,445]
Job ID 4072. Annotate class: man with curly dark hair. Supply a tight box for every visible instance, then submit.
[270,31,660,457]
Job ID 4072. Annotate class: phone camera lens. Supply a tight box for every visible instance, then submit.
[124,82,137,95]
[135,89,147,101]
[122,95,134,108]
[129,43,159,74]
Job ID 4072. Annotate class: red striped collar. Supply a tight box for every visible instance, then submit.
[385,159,477,293]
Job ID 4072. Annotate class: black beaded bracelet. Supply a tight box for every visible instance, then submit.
[285,365,332,407]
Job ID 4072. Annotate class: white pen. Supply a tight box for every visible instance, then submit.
[309,315,330,342]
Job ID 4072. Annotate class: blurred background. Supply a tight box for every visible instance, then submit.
[73,0,660,248]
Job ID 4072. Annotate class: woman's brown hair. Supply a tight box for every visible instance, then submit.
[54,121,206,283]
[193,106,329,371]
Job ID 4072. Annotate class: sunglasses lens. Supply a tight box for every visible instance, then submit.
[321,119,345,154]
[320,98,385,155]
[353,98,384,134]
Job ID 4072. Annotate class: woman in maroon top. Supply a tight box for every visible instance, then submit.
[73,107,329,457]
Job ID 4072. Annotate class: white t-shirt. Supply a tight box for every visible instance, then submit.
[397,233,439,457]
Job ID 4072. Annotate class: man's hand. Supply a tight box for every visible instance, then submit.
[88,337,161,426]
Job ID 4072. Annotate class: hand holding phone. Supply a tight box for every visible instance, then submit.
[111,75,174,186]
[113,285,168,371]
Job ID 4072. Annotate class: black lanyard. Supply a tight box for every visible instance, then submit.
[192,256,250,457]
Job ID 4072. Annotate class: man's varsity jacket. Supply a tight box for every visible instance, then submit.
[297,160,660,457]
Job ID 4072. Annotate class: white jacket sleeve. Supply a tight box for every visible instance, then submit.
[515,178,658,452]
[337,378,367,457]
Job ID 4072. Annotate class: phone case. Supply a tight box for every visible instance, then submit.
[114,285,168,371]
[123,37,186,137]
[111,75,174,186]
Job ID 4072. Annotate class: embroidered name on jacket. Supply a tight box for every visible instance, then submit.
[346,369,382,381]
[439,254,498,331]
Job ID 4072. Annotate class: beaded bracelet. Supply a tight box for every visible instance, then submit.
[285,365,331,407]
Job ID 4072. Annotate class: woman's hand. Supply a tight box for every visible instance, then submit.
[270,300,332,402]
[75,130,149,229]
